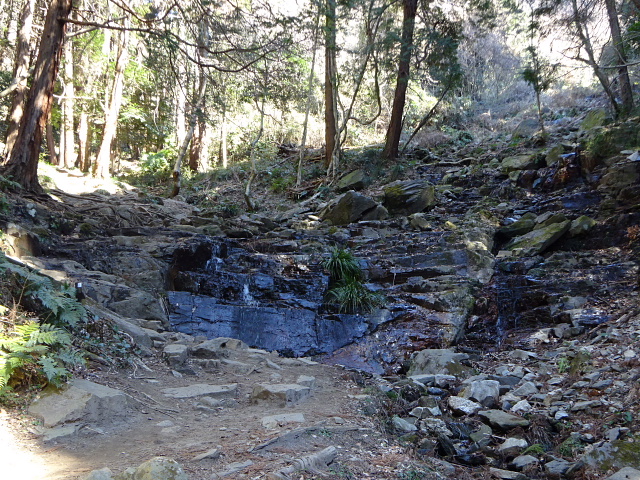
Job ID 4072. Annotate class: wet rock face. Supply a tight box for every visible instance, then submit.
[169,292,370,357]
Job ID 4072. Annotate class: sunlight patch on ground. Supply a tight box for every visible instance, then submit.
[38,162,136,196]
[0,410,51,480]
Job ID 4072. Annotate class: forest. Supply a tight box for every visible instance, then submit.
[0,0,637,199]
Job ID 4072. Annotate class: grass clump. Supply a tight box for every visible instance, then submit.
[322,248,384,314]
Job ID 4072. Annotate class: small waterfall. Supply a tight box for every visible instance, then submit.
[242,283,258,306]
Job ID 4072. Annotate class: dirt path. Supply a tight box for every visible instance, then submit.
[6,344,426,480]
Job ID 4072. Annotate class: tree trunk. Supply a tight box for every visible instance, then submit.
[324,0,340,174]
[94,26,129,179]
[171,74,207,197]
[62,35,74,168]
[220,105,228,168]
[1,0,72,192]
[188,119,204,172]
[382,0,418,161]
[78,111,90,172]
[46,114,59,166]
[604,0,634,114]
[570,0,620,115]
[3,0,35,157]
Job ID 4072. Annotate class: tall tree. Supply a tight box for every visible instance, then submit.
[3,0,36,157]
[324,0,340,174]
[61,34,75,168]
[94,23,129,179]
[1,0,73,192]
[604,0,634,114]
[382,0,418,161]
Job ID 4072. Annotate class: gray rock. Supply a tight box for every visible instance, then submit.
[161,383,237,399]
[213,460,254,478]
[569,216,597,237]
[510,400,533,414]
[393,416,418,432]
[192,338,247,358]
[133,457,189,480]
[408,349,470,377]
[498,213,536,238]
[296,375,316,389]
[321,191,387,225]
[505,220,570,256]
[605,468,640,480]
[251,384,311,406]
[501,154,537,173]
[28,379,129,428]
[513,118,541,138]
[512,382,539,397]
[336,169,366,192]
[470,424,493,447]
[192,448,222,461]
[478,410,530,430]
[261,413,305,429]
[511,455,539,470]
[499,438,529,456]
[489,467,529,480]
[447,395,482,415]
[409,213,432,230]
[420,418,453,436]
[545,459,571,476]
[462,380,500,407]
[383,180,436,215]
[163,344,189,368]
[80,468,113,480]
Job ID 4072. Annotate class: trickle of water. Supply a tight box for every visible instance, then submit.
[205,256,223,273]
[242,283,258,306]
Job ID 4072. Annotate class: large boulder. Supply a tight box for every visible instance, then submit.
[382,180,436,215]
[500,153,538,174]
[28,379,130,428]
[407,349,471,377]
[321,191,388,225]
[504,220,570,256]
[512,119,540,139]
[336,169,366,192]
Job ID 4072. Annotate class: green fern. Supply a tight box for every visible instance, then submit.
[0,320,84,391]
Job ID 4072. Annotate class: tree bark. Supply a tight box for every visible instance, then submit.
[324,0,340,174]
[94,26,129,179]
[3,0,35,157]
[62,35,75,168]
[78,111,90,172]
[604,0,634,114]
[46,114,59,166]
[382,0,418,161]
[1,0,72,192]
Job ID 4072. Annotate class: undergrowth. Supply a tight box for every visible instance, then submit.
[0,253,87,398]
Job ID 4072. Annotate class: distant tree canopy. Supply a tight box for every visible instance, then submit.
[0,0,637,192]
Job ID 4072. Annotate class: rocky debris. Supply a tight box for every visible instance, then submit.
[29,379,130,429]
[500,153,538,173]
[605,468,640,480]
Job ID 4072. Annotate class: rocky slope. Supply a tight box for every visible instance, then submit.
[1,109,640,479]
